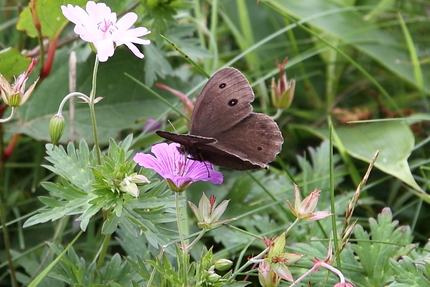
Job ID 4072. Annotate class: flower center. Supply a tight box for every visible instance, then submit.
[97,19,117,35]
[175,161,186,177]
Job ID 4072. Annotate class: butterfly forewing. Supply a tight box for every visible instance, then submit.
[190,68,254,137]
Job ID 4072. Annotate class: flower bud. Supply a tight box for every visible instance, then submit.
[214,259,233,271]
[119,174,150,197]
[207,273,221,283]
[270,58,295,110]
[49,114,66,145]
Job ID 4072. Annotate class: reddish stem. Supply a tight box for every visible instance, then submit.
[3,133,20,161]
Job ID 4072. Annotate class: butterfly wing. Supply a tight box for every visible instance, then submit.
[157,68,283,170]
[156,131,217,161]
[198,113,283,170]
[156,131,216,147]
[190,68,254,137]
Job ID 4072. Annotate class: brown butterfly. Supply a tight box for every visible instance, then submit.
[157,68,283,170]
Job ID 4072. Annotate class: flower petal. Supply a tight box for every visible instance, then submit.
[272,263,293,282]
[134,143,223,190]
[94,39,115,62]
[115,12,138,32]
[61,1,151,61]
[306,211,332,221]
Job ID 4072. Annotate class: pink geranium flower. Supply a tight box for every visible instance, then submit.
[134,143,223,192]
[61,1,151,62]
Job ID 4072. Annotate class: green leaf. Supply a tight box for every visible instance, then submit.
[44,140,96,192]
[296,140,346,192]
[49,245,135,287]
[389,256,430,287]
[143,44,174,86]
[23,180,97,228]
[0,48,32,78]
[17,0,87,38]
[296,121,422,191]
[351,208,414,286]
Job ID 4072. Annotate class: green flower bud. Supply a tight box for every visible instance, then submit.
[214,259,233,271]
[207,273,221,283]
[49,114,65,145]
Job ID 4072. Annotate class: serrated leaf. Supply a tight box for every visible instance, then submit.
[351,208,414,286]
[38,196,64,208]
[143,44,174,86]
[102,211,122,235]
[42,181,87,200]
[296,140,345,192]
[389,256,430,287]
[44,140,96,192]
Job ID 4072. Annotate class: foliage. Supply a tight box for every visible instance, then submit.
[1,0,430,287]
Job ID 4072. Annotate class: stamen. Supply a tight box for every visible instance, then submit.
[97,19,117,34]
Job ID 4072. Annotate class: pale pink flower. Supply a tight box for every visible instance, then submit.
[134,143,223,192]
[0,58,38,107]
[258,235,303,284]
[188,193,232,229]
[258,260,281,287]
[61,1,151,62]
[287,185,332,221]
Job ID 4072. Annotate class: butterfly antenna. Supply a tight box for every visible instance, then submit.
[167,120,179,133]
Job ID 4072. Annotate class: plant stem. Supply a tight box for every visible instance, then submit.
[0,107,16,123]
[57,92,87,115]
[186,229,206,250]
[89,57,101,164]
[228,245,271,283]
[175,192,188,285]
[97,233,111,270]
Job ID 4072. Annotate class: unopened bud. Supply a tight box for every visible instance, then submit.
[49,114,65,145]
[207,273,221,283]
[214,259,233,271]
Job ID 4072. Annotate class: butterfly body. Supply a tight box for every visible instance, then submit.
[156,68,283,170]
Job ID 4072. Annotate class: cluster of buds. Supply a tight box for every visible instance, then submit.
[204,258,234,283]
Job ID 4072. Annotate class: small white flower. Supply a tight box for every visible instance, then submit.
[119,174,150,197]
[61,1,151,62]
